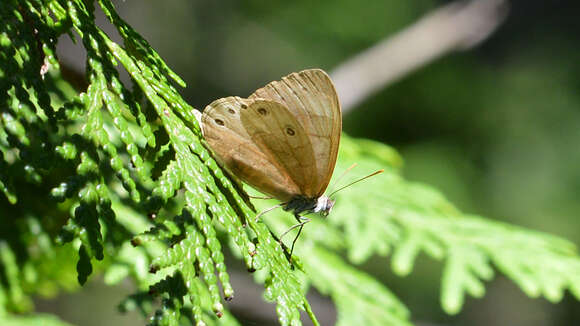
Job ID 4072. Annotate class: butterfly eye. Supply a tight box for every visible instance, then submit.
[228,108,236,114]
[257,107,268,116]
[285,127,295,136]
[214,119,224,126]
[240,104,247,109]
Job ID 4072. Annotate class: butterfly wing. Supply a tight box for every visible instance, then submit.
[240,99,318,198]
[202,96,302,202]
[249,69,342,197]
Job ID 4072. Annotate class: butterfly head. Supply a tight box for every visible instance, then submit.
[313,195,335,217]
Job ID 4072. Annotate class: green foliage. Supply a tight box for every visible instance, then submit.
[333,137,580,314]
[258,135,580,324]
[0,313,75,326]
[0,1,579,326]
[0,0,311,324]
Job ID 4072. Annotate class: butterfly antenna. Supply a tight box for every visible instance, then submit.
[328,163,358,194]
[328,169,385,198]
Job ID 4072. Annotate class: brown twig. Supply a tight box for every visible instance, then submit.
[331,0,509,112]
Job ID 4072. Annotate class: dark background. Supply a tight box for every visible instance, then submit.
[47,1,580,325]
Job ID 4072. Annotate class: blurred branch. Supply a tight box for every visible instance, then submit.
[331,0,509,112]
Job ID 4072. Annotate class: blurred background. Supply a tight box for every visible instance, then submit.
[48,0,580,325]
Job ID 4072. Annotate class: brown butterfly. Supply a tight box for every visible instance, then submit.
[201,69,380,251]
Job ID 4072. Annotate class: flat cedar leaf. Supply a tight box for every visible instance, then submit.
[250,222,317,326]
[302,245,412,326]
[328,135,580,315]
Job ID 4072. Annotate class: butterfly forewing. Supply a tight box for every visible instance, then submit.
[241,99,317,197]
[249,69,341,197]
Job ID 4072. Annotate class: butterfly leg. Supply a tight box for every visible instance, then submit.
[249,195,274,200]
[279,215,311,258]
[254,203,284,223]
[290,219,308,258]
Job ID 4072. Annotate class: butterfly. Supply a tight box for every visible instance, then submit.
[200,69,380,252]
